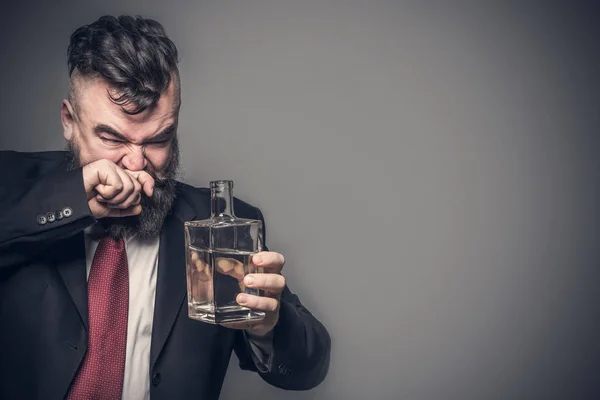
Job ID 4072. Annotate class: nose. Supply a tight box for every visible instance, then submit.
[121,145,147,171]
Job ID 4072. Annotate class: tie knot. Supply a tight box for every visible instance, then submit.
[99,235,125,247]
[94,236,127,265]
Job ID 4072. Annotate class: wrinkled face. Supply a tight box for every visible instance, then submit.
[61,74,181,238]
[61,75,179,176]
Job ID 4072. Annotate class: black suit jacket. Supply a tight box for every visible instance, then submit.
[0,150,330,399]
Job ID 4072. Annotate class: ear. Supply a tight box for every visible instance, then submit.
[61,100,76,141]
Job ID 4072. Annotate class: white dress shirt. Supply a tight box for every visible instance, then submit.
[84,226,272,400]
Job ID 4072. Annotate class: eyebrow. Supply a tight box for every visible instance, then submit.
[93,123,176,143]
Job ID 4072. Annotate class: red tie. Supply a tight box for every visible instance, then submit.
[68,236,129,400]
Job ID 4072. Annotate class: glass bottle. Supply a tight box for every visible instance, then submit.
[184,180,265,324]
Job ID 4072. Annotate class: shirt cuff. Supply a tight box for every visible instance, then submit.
[244,330,275,373]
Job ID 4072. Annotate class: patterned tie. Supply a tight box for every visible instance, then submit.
[67,236,129,400]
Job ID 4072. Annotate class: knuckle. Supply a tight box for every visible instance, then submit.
[124,181,135,194]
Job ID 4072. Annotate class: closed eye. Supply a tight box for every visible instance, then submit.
[100,137,124,145]
[146,139,171,147]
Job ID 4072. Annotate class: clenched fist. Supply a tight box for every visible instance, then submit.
[82,159,154,218]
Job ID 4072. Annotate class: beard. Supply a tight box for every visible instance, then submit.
[66,137,180,240]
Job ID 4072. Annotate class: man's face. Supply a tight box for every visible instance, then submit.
[62,75,179,176]
[61,74,181,238]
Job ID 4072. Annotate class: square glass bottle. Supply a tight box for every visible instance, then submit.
[184,180,265,324]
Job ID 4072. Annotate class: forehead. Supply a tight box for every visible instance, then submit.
[74,76,179,140]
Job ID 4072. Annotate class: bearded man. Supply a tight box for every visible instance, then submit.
[0,15,330,400]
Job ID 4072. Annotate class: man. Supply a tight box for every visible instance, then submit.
[0,15,330,400]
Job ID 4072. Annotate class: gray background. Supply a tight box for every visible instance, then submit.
[1,1,599,399]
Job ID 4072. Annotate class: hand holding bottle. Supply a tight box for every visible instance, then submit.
[221,251,286,337]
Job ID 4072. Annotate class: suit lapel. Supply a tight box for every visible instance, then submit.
[151,190,205,368]
[56,232,89,330]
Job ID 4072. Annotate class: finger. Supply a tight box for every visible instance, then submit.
[217,257,246,281]
[88,198,112,218]
[233,260,245,281]
[252,252,285,273]
[116,176,142,209]
[236,293,279,313]
[94,166,125,200]
[100,167,136,205]
[88,199,142,218]
[118,190,142,209]
[215,257,235,274]
[96,189,141,205]
[127,170,155,197]
[244,273,285,293]
[194,265,212,282]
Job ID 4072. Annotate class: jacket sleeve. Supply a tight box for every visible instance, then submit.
[0,151,96,270]
[233,207,331,390]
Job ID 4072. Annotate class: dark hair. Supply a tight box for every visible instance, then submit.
[68,15,180,115]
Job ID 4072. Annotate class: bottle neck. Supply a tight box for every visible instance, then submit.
[210,180,235,218]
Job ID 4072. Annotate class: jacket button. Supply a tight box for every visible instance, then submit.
[55,210,64,220]
[63,207,73,218]
[277,363,292,376]
[36,215,47,225]
[46,212,56,223]
[152,372,161,386]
